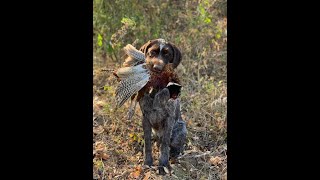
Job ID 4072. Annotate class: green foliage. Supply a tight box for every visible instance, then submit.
[106,42,113,53]
[103,103,111,113]
[198,3,212,24]
[121,17,136,28]
[97,34,103,47]
[103,85,112,91]
[93,0,227,66]
[206,83,215,93]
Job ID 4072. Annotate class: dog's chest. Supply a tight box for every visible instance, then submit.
[152,128,163,138]
[150,119,165,137]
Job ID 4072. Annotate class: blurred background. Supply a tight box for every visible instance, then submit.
[93,0,227,179]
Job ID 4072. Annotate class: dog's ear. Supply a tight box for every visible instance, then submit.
[169,43,182,68]
[139,40,152,55]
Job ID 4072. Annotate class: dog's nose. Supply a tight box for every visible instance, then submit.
[153,64,163,71]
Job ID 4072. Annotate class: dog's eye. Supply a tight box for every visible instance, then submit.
[149,50,156,57]
[162,49,169,56]
[163,50,168,54]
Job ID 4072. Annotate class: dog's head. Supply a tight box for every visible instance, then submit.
[139,39,182,72]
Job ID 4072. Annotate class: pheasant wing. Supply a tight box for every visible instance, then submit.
[115,72,150,108]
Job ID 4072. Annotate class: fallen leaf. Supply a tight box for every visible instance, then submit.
[93,125,104,135]
[136,152,142,159]
[143,171,151,180]
[101,153,109,160]
[95,141,106,153]
[130,165,142,179]
[131,171,140,179]
[94,100,105,108]
[136,165,142,172]
[209,156,223,165]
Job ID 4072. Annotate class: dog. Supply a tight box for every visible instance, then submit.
[138,39,187,175]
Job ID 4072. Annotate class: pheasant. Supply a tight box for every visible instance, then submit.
[113,44,181,120]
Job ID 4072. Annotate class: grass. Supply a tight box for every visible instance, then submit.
[93,48,226,179]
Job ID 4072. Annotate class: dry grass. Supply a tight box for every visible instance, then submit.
[93,43,226,179]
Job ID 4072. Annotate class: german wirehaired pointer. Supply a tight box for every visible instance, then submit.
[138,39,187,175]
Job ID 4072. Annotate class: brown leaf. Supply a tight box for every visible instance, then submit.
[94,100,105,109]
[136,165,142,171]
[136,152,142,159]
[187,119,193,127]
[101,153,109,160]
[131,165,142,179]
[209,156,223,165]
[131,171,140,179]
[95,141,106,153]
[142,171,151,180]
[93,125,104,135]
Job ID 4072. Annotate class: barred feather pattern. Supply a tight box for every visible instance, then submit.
[123,44,145,62]
[115,63,148,79]
[115,71,150,108]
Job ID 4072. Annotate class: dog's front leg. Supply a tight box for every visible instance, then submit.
[142,115,153,166]
[158,115,175,175]
[151,88,172,175]
[158,99,179,175]
[140,94,154,166]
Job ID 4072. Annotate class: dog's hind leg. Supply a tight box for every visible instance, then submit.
[170,120,187,158]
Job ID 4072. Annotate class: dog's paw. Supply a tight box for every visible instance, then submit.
[158,166,166,175]
[158,156,171,175]
[158,165,171,175]
[144,157,153,167]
